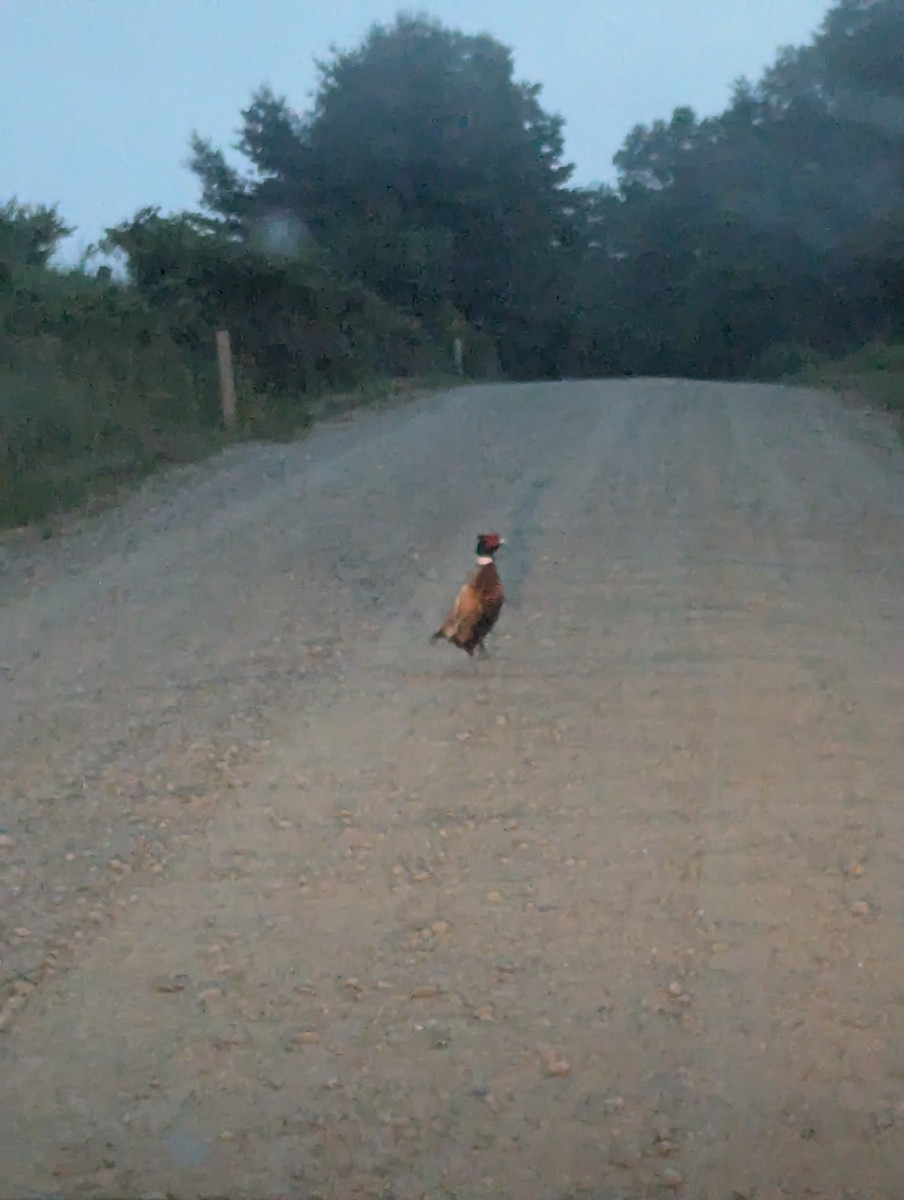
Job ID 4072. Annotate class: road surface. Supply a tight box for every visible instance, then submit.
[1,379,904,1198]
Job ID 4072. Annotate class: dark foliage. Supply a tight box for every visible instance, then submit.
[563,0,904,380]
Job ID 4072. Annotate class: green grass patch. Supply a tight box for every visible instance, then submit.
[787,341,904,414]
[0,365,467,531]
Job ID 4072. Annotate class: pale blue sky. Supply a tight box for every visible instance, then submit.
[2,1,830,261]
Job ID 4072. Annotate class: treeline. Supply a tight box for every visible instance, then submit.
[1,0,902,524]
[568,0,904,381]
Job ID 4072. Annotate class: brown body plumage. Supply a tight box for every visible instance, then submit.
[431,533,505,657]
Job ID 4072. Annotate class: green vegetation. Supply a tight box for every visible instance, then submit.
[0,202,494,528]
[562,0,904,389]
[793,342,904,414]
[2,0,903,527]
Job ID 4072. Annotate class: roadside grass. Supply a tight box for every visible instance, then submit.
[786,341,904,416]
[0,364,467,533]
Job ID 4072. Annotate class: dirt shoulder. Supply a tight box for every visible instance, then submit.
[1,379,903,1198]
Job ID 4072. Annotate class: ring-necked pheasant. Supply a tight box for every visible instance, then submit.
[431,533,505,658]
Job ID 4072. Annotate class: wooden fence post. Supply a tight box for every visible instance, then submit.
[216,329,237,430]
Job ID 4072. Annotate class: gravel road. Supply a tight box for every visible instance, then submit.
[1,379,904,1199]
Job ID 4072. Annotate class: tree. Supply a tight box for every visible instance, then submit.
[103,206,444,395]
[190,12,576,376]
[613,106,713,191]
[0,199,72,277]
[564,0,904,381]
[818,0,904,101]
